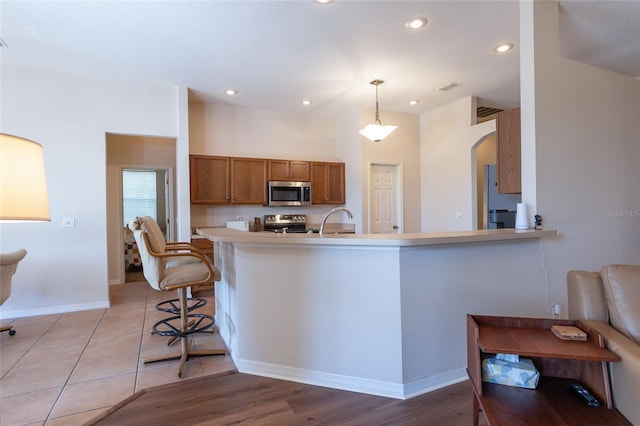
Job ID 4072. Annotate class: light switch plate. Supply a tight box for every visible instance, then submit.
[62,217,76,228]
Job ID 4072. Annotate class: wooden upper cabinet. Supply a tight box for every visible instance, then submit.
[496,107,521,194]
[289,161,311,181]
[311,162,345,204]
[268,160,310,182]
[190,155,340,205]
[230,157,267,204]
[190,155,229,204]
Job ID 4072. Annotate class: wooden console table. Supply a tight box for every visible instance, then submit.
[467,314,630,425]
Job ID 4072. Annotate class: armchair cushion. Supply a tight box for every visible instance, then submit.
[600,265,640,344]
[140,215,167,254]
[567,270,608,322]
[0,249,27,305]
[161,262,220,291]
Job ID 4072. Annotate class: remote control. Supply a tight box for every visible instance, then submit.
[571,383,600,408]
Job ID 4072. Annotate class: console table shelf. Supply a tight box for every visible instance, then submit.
[467,314,630,425]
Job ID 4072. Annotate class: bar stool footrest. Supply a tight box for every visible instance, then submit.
[155,297,207,314]
[151,313,215,337]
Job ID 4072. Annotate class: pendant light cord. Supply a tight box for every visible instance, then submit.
[371,80,383,125]
[375,83,381,125]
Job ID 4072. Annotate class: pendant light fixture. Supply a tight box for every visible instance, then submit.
[359,79,397,143]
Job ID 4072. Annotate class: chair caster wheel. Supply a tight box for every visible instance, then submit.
[9,329,16,336]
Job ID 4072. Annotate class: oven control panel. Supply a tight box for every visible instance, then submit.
[264,214,307,225]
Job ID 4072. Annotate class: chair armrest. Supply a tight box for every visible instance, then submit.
[582,320,640,425]
[165,243,207,257]
[156,249,210,264]
[165,242,196,249]
[567,270,608,322]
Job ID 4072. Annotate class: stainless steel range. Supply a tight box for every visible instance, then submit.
[263,214,308,233]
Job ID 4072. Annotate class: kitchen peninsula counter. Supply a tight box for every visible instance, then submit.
[196,227,557,247]
[198,226,558,400]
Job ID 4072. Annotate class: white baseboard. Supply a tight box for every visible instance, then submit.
[0,301,110,320]
[402,368,468,399]
[235,359,467,400]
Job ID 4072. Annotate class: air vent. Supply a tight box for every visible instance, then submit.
[436,82,460,92]
[476,106,503,118]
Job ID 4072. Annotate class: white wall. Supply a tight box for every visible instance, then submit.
[0,65,181,318]
[520,1,640,311]
[360,109,422,233]
[420,97,496,232]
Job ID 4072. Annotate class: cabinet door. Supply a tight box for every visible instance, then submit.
[190,155,229,204]
[289,161,310,181]
[268,160,289,181]
[496,107,521,194]
[311,162,328,204]
[326,163,345,204]
[311,162,345,204]
[268,160,310,181]
[231,158,267,204]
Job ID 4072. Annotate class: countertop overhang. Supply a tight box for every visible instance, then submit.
[196,227,558,248]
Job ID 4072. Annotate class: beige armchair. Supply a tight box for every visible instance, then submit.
[568,265,640,425]
[0,249,28,336]
[128,217,225,377]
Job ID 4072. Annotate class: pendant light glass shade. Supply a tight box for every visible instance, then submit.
[0,133,50,221]
[358,124,398,143]
[359,79,397,143]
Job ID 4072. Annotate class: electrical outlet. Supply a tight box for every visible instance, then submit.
[455,211,462,221]
[553,303,561,316]
[62,217,76,228]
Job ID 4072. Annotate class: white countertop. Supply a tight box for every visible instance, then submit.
[196,227,558,247]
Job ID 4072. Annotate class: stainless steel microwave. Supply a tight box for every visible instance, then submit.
[267,181,311,207]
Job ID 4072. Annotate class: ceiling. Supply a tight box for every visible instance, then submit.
[1,1,638,117]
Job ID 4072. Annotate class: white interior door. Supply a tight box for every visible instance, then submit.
[164,169,175,242]
[370,163,402,234]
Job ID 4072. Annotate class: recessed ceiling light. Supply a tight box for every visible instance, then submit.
[405,17,428,30]
[224,89,238,96]
[313,0,334,4]
[408,100,420,106]
[493,43,514,53]
[301,100,312,106]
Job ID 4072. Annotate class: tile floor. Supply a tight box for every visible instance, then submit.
[0,279,235,426]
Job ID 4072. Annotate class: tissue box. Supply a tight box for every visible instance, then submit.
[482,355,539,389]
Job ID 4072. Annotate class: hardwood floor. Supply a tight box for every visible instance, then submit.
[89,371,487,425]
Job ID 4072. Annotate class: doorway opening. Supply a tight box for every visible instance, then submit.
[368,162,403,234]
[472,132,521,230]
[122,168,174,282]
[106,133,177,286]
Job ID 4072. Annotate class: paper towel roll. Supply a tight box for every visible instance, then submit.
[515,203,529,230]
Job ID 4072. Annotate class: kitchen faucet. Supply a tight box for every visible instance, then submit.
[319,207,353,235]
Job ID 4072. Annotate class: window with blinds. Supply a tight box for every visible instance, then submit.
[122,170,157,226]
